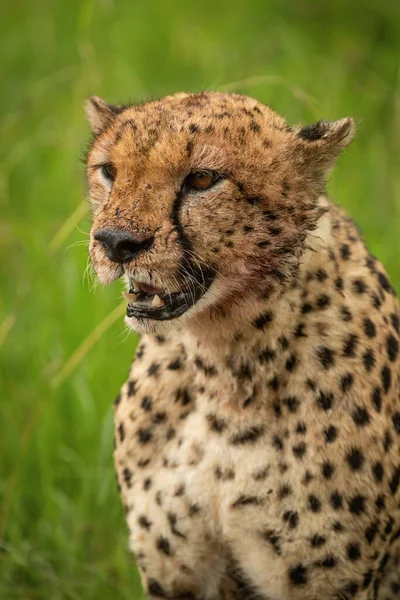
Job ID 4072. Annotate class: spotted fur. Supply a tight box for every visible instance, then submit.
[85,92,400,600]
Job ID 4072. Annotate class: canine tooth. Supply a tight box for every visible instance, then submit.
[123,291,137,303]
[152,294,164,307]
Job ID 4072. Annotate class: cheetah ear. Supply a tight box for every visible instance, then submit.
[297,117,356,173]
[85,96,125,134]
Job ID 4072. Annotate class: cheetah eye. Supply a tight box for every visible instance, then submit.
[101,162,116,182]
[184,171,221,192]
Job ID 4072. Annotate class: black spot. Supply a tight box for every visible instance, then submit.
[181,389,191,406]
[167,512,186,539]
[342,581,359,596]
[353,279,368,294]
[143,477,152,491]
[390,313,400,333]
[378,271,393,293]
[370,468,384,495]
[343,334,358,357]
[348,494,366,515]
[268,376,279,391]
[378,552,390,573]
[252,466,269,481]
[206,413,227,433]
[294,323,307,338]
[340,306,353,321]
[127,380,137,396]
[322,461,335,479]
[278,484,292,499]
[371,387,382,413]
[341,373,354,392]
[351,406,370,427]
[347,542,361,561]
[365,521,379,544]
[389,466,400,495]
[253,311,274,330]
[393,412,400,434]
[272,434,284,451]
[231,426,264,445]
[153,411,167,424]
[296,421,307,435]
[381,366,392,393]
[362,349,375,372]
[362,570,373,589]
[260,529,282,554]
[138,515,152,530]
[346,448,364,471]
[308,494,321,512]
[301,302,313,314]
[156,535,171,556]
[168,357,182,370]
[316,294,331,310]
[122,467,132,487]
[340,244,351,260]
[311,534,326,547]
[316,346,335,370]
[319,555,336,569]
[363,318,376,338]
[324,425,338,443]
[194,356,217,377]
[258,347,276,363]
[114,393,121,406]
[186,140,193,156]
[147,362,160,376]
[292,442,307,459]
[283,396,300,413]
[335,277,344,291]
[148,579,168,598]
[283,510,299,529]
[285,354,298,372]
[118,423,125,442]
[289,564,307,585]
[332,520,344,532]
[231,495,264,508]
[383,429,393,453]
[330,491,343,510]
[138,428,153,444]
[316,391,334,411]
[141,396,152,411]
[387,334,399,362]
[188,123,199,133]
[316,268,328,281]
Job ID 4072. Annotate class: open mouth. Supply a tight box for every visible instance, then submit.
[123,275,214,321]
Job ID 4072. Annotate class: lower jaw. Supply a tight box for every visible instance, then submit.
[126,295,194,321]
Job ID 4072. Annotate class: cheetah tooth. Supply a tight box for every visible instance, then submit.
[152,294,164,308]
[123,291,137,303]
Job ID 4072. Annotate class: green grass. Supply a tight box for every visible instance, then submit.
[0,0,399,597]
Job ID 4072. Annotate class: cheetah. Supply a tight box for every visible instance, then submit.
[85,91,400,600]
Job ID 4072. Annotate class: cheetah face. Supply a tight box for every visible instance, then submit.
[85,92,354,333]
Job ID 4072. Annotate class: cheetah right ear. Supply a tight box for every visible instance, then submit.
[85,96,126,134]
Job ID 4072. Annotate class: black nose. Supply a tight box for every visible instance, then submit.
[94,228,154,263]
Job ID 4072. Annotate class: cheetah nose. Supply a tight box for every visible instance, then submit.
[94,228,155,263]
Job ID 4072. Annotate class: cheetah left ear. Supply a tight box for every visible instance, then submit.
[85,96,126,134]
[297,117,356,173]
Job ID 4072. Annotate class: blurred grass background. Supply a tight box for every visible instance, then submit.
[0,0,399,598]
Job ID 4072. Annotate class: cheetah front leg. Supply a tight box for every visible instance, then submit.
[114,337,228,600]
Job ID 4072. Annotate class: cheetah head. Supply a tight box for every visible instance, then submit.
[85,92,355,334]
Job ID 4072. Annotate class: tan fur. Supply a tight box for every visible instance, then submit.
[85,92,400,600]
